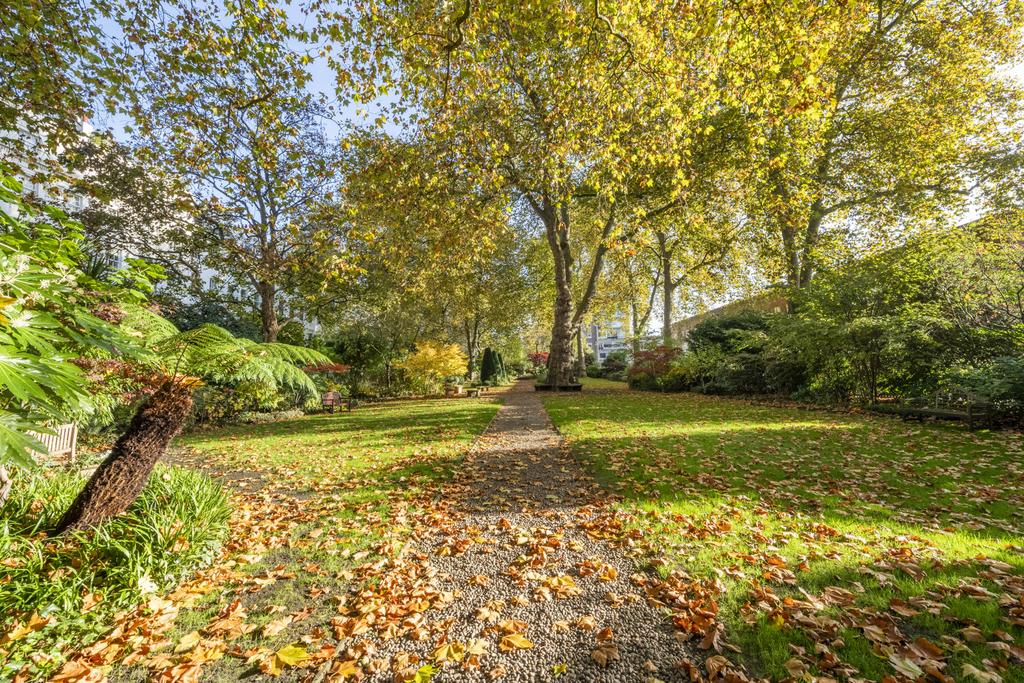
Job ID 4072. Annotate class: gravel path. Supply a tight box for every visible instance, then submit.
[354,380,694,683]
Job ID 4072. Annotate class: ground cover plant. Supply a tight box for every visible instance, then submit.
[0,465,230,681]
[46,397,498,681]
[544,390,1024,681]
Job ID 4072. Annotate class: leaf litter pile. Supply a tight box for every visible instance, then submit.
[16,385,1024,682]
[545,390,1024,682]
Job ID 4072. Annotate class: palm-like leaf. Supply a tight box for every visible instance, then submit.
[153,324,330,396]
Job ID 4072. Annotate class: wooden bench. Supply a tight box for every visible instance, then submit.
[28,423,78,462]
[466,388,481,398]
[322,392,354,414]
[886,389,993,430]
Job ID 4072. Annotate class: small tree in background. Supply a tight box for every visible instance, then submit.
[397,342,467,395]
[480,348,497,385]
[496,352,507,383]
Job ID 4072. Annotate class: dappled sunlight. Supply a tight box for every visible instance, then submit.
[545,391,1024,681]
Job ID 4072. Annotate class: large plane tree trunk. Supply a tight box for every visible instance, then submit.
[54,379,194,534]
[530,193,616,387]
[257,281,281,343]
[547,281,576,386]
[661,254,675,346]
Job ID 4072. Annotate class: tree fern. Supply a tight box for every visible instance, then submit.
[153,324,330,397]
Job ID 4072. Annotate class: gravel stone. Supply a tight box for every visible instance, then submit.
[360,380,695,682]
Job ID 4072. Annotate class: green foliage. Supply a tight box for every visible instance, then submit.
[601,350,630,376]
[166,299,261,342]
[946,356,1024,415]
[0,174,160,467]
[480,348,498,385]
[0,464,229,680]
[634,224,1024,405]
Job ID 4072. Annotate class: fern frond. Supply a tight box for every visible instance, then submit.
[152,324,324,397]
[119,304,180,344]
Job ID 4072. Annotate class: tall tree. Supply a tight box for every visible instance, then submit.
[125,1,345,342]
[328,0,838,386]
[751,0,1024,289]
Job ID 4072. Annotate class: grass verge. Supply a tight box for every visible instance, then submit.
[87,397,500,681]
[0,465,230,681]
[544,389,1024,681]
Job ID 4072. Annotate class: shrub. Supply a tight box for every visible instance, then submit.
[687,310,770,353]
[0,464,230,680]
[706,352,769,395]
[480,348,498,384]
[397,341,468,394]
[627,346,682,390]
[601,349,630,375]
[947,355,1024,417]
[585,363,603,378]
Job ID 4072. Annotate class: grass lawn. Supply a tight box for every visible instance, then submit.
[544,390,1024,681]
[579,376,629,391]
[85,397,499,682]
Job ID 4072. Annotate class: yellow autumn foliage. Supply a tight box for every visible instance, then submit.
[397,342,467,393]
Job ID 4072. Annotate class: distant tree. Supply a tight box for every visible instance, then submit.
[64,134,202,285]
[329,0,840,386]
[124,2,348,342]
[750,0,1024,289]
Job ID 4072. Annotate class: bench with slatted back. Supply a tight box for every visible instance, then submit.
[322,391,354,414]
[28,423,78,462]
[893,388,993,431]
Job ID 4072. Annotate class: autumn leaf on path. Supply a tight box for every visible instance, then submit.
[433,640,466,664]
[263,644,309,676]
[498,633,534,652]
[591,644,620,667]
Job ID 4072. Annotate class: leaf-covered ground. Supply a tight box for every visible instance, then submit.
[49,398,499,682]
[544,389,1024,682]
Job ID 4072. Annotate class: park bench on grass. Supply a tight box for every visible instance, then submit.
[28,423,78,463]
[322,391,354,414]
[887,388,993,431]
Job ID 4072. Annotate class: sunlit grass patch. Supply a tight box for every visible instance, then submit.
[545,390,1024,681]
[99,397,500,681]
[579,376,629,391]
[0,465,230,681]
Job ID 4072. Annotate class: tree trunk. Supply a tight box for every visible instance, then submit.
[662,255,674,347]
[576,326,587,377]
[464,320,479,378]
[630,302,642,357]
[548,282,576,386]
[54,379,194,535]
[257,281,280,342]
[543,200,578,388]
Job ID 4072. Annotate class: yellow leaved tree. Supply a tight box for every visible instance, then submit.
[397,342,468,395]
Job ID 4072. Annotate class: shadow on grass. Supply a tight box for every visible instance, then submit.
[541,390,1024,680]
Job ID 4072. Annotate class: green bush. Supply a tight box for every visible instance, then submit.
[585,363,603,378]
[480,347,498,384]
[601,349,630,375]
[706,352,769,395]
[0,464,230,680]
[947,355,1024,417]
